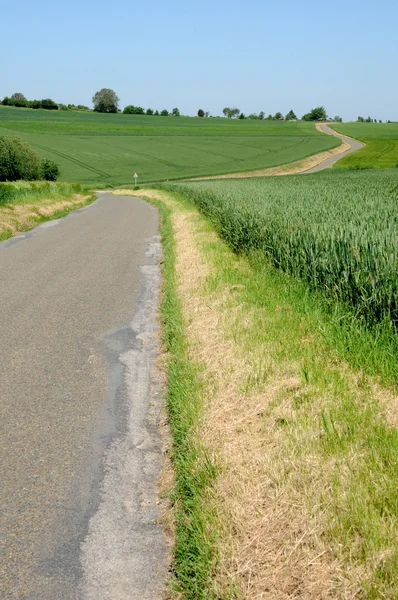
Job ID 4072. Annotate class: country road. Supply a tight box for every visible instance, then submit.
[303,123,364,173]
[0,192,169,599]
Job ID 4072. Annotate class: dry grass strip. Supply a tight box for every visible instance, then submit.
[0,195,90,238]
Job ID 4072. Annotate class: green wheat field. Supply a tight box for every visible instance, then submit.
[0,106,339,185]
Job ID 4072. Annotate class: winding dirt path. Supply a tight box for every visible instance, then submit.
[188,123,364,180]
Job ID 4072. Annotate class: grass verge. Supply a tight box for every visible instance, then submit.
[116,188,398,598]
[147,193,218,598]
[0,181,95,241]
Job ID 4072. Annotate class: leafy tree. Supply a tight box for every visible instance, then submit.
[266,114,273,120]
[11,93,26,101]
[222,107,240,118]
[205,111,210,117]
[123,105,145,114]
[160,109,169,116]
[334,115,343,122]
[238,112,246,119]
[285,109,297,120]
[11,93,28,107]
[248,113,258,119]
[41,98,58,110]
[41,159,60,181]
[172,107,180,116]
[357,116,365,122]
[92,88,119,113]
[302,106,327,121]
[197,109,205,117]
[258,111,265,120]
[146,108,154,115]
[365,116,372,123]
[30,100,42,109]
[0,136,41,181]
[154,110,159,116]
[274,112,284,120]
[2,97,12,106]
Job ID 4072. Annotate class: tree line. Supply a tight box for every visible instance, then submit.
[2,91,392,123]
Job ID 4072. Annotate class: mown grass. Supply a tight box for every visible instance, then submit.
[0,181,94,241]
[149,194,219,598]
[0,106,339,185]
[332,122,398,168]
[147,187,398,598]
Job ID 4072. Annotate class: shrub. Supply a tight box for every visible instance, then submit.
[0,136,41,181]
[41,159,60,181]
[41,98,58,110]
[197,109,205,117]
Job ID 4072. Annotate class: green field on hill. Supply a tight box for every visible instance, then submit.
[0,106,339,185]
[331,122,398,168]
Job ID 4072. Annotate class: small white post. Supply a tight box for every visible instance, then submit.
[134,172,138,185]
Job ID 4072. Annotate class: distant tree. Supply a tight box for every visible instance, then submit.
[146,108,153,115]
[258,111,265,120]
[92,88,119,113]
[357,116,365,122]
[238,112,246,119]
[248,113,258,119]
[266,114,273,120]
[41,98,58,110]
[123,105,144,114]
[379,119,382,123]
[197,109,205,117]
[205,111,210,117]
[2,97,12,106]
[11,93,26,102]
[333,115,343,122]
[172,107,180,116]
[160,109,169,116]
[285,109,297,120]
[154,110,159,116]
[30,100,42,109]
[365,116,372,123]
[222,107,240,118]
[302,106,327,121]
[274,112,284,120]
[10,93,28,107]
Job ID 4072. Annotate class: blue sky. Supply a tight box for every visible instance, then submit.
[2,0,397,121]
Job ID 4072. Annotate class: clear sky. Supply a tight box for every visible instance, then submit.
[2,0,397,121]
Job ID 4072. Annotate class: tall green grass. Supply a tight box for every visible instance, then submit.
[0,180,85,206]
[167,169,398,329]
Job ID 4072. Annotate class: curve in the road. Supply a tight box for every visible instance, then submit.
[187,123,364,180]
[301,123,364,173]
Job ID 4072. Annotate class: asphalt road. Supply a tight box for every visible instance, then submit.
[303,123,364,173]
[0,192,169,599]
